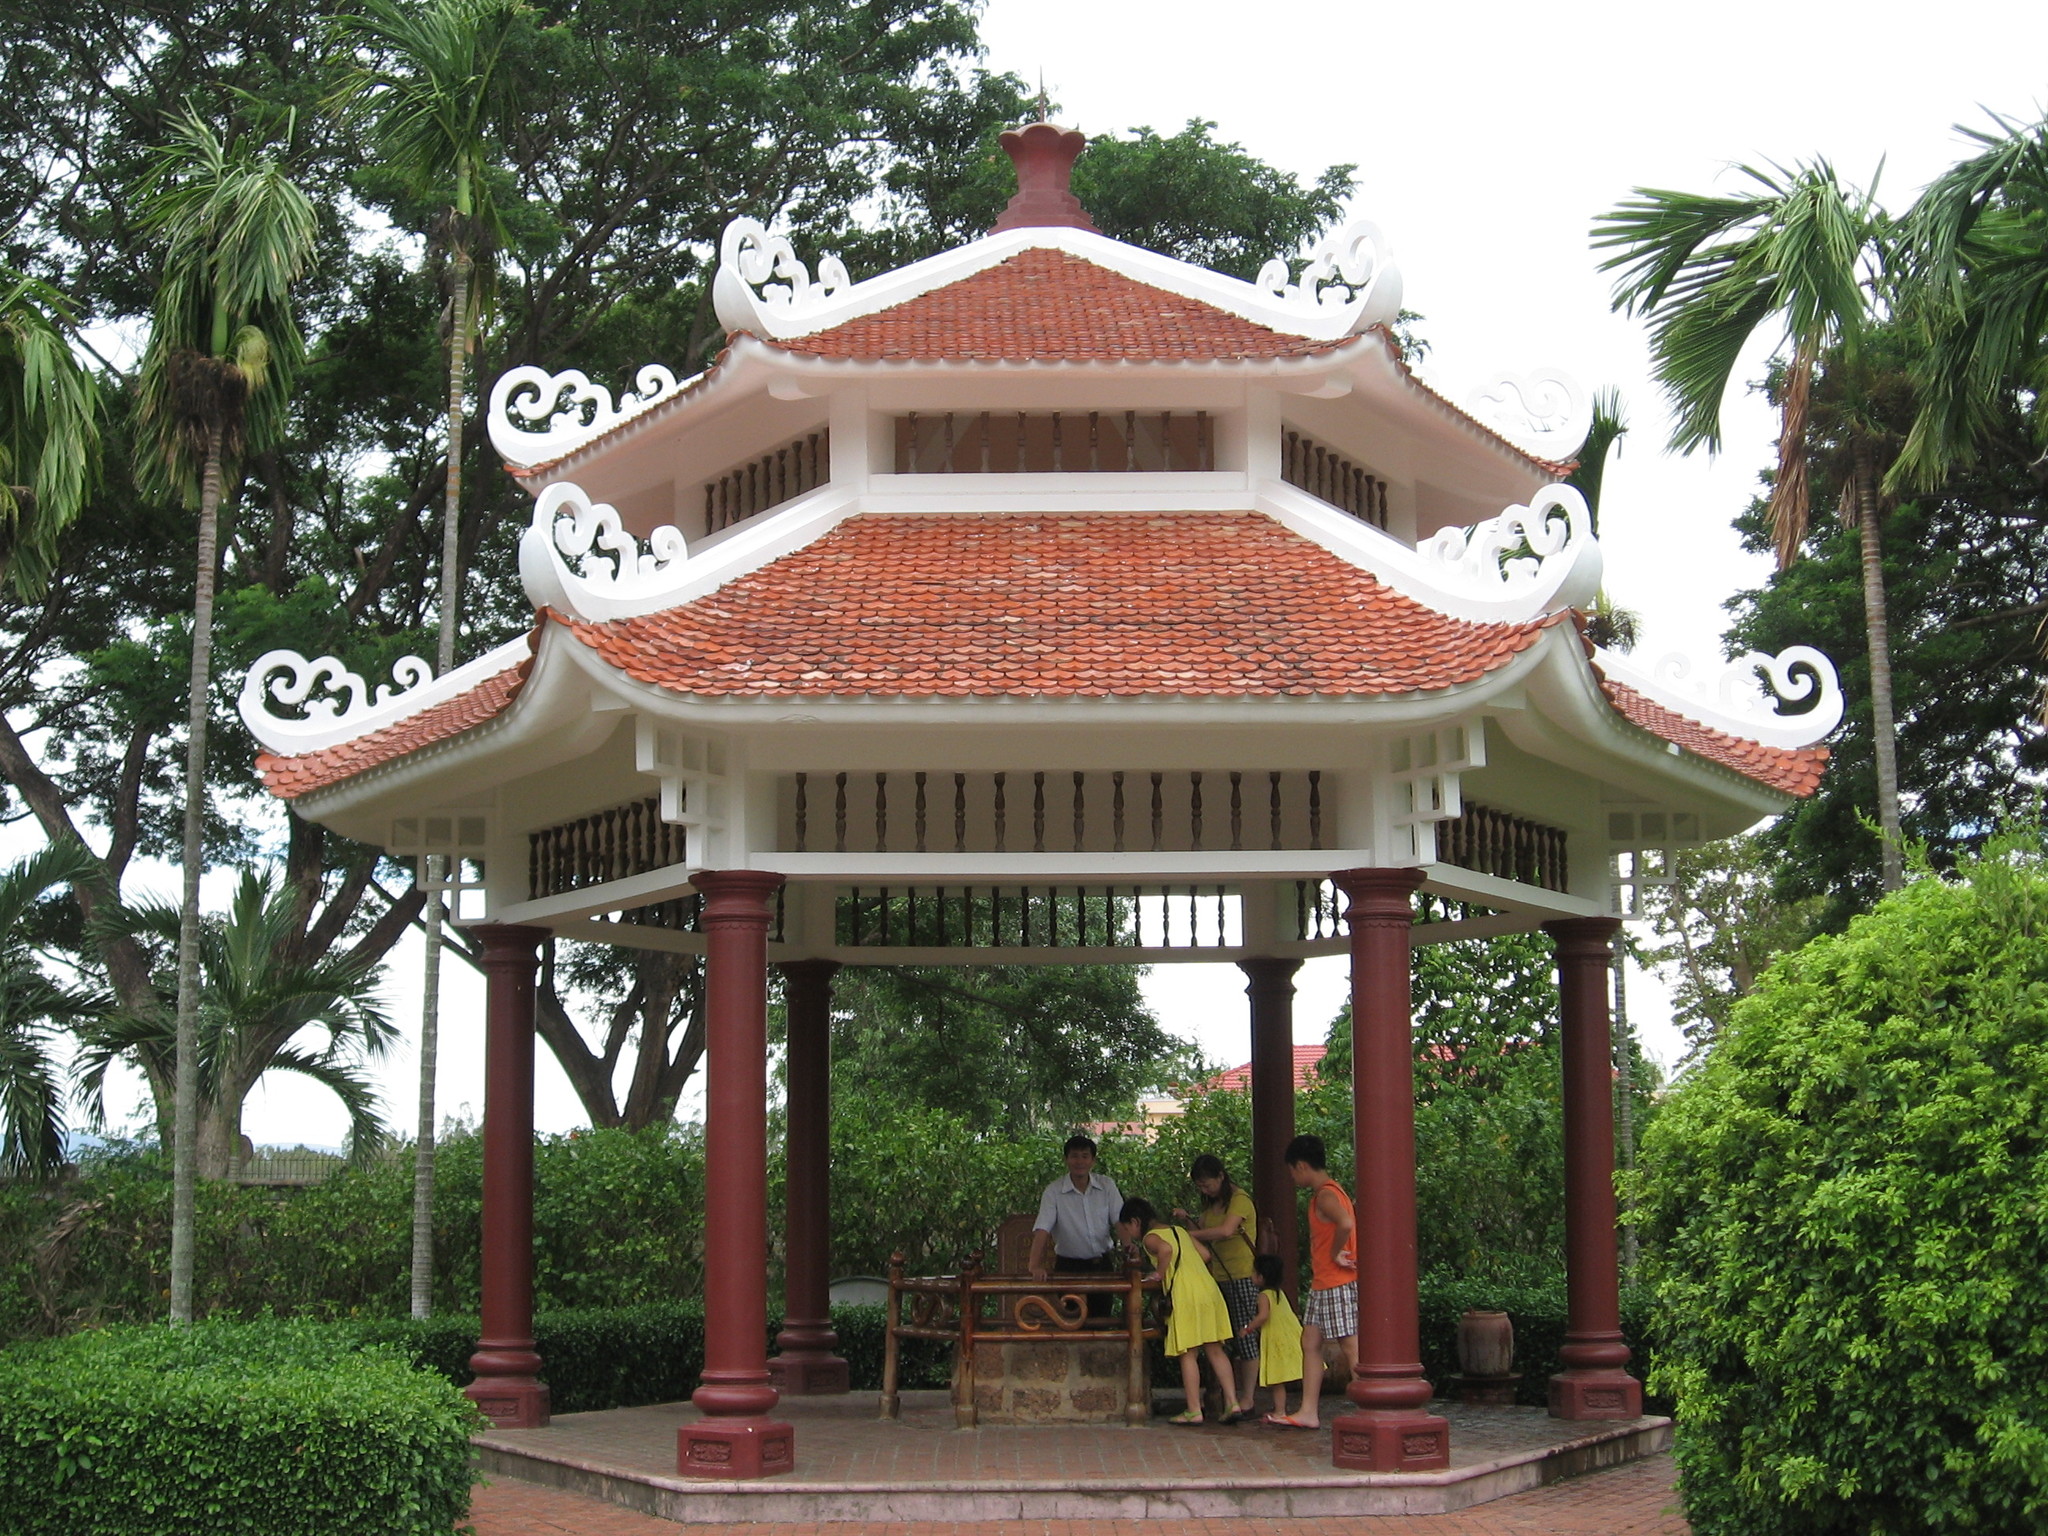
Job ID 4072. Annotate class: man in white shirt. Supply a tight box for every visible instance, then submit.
[1027,1134,1123,1315]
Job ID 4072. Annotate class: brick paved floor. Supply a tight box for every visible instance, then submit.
[476,1393,1652,1487]
[468,1450,1689,1534]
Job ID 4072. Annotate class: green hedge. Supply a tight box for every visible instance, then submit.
[0,1318,479,1536]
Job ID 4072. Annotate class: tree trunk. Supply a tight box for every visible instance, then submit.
[196,1096,240,1182]
[411,249,475,1319]
[411,887,445,1318]
[1853,441,1904,891]
[171,423,225,1325]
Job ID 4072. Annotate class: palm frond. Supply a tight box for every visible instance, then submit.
[1566,387,1629,532]
[132,105,317,502]
[265,1045,390,1165]
[0,269,101,597]
[1594,161,1883,467]
[329,0,524,311]
[1897,111,2048,485]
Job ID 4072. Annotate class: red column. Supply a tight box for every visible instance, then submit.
[1239,957,1302,1299]
[768,959,849,1395]
[1329,868,1448,1472]
[1544,917,1643,1419]
[680,870,794,1479]
[464,924,551,1429]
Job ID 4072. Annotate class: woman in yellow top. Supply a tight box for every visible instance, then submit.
[1240,1254,1305,1421]
[1117,1196,1244,1426]
[1174,1154,1259,1416]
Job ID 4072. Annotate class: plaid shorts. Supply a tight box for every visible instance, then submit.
[1218,1276,1261,1360]
[1302,1281,1358,1340]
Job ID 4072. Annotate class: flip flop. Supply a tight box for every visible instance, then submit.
[1217,1407,1247,1425]
[1264,1413,1316,1429]
[1167,1410,1205,1426]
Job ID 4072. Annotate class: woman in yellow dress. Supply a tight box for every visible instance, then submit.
[1117,1196,1244,1425]
[1241,1254,1305,1421]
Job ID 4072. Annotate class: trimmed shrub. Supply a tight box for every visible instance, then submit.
[0,1317,479,1536]
[1638,838,2048,1534]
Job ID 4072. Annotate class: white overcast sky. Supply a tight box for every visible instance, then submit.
[78,0,2048,1146]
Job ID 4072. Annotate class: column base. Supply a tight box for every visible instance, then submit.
[1331,1408,1451,1471]
[767,1353,851,1395]
[678,1418,796,1479]
[1549,1369,1643,1420]
[464,1378,551,1429]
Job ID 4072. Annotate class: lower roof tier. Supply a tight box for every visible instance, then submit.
[252,509,1827,804]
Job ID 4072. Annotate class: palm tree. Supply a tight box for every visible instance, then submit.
[331,0,522,1319]
[1569,387,1642,652]
[0,267,100,598]
[0,843,111,1179]
[133,106,318,1321]
[1898,111,2048,490]
[75,870,395,1179]
[1594,163,1907,891]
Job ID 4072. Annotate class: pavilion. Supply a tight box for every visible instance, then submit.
[239,122,1837,1479]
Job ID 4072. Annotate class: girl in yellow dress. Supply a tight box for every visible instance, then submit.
[1117,1196,1244,1425]
[1241,1254,1305,1421]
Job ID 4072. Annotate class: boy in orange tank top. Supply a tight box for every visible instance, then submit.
[1268,1134,1355,1429]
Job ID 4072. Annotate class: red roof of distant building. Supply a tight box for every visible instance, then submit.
[550,512,1560,699]
[1199,1045,1328,1095]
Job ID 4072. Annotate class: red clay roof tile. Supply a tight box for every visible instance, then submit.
[1599,676,1828,797]
[770,248,1347,363]
[550,513,1557,699]
[256,651,532,800]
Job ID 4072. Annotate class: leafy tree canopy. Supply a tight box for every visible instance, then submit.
[822,964,1199,1137]
[1313,928,1655,1279]
[1637,832,2048,1535]
[1724,323,2048,926]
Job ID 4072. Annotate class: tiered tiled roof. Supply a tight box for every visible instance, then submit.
[549,513,1561,699]
[766,248,1346,363]
[1599,676,1828,797]
[256,651,532,800]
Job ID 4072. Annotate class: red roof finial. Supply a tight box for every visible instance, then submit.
[990,121,1098,235]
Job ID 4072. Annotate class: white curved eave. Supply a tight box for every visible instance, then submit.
[1512,636,1807,813]
[240,633,535,756]
[1593,643,1842,750]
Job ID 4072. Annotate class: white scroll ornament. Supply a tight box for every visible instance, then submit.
[1418,484,1603,614]
[1598,645,1844,750]
[240,651,433,753]
[487,363,685,468]
[1254,219,1404,336]
[1463,369,1592,461]
[519,481,695,621]
[712,217,852,337]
